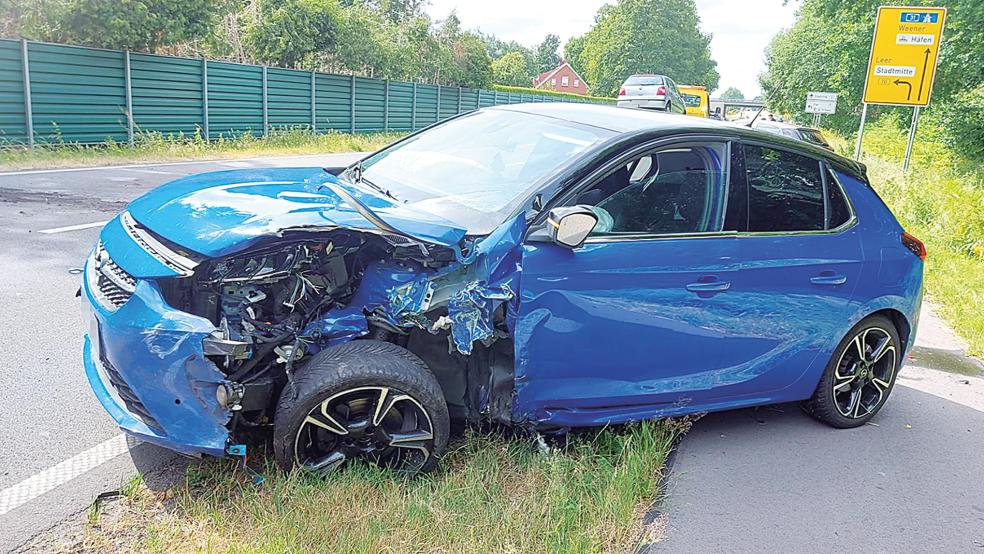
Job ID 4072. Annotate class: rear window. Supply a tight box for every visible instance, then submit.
[624,75,664,86]
[744,145,825,232]
[798,129,831,147]
[682,94,702,107]
[755,124,780,135]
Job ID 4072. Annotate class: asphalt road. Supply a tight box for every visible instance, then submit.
[0,154,981,552]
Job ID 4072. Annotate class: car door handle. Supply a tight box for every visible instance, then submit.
[810,272,848,285]
[686,279,731,293]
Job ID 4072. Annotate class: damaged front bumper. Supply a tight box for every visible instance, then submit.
[82,264,230,457]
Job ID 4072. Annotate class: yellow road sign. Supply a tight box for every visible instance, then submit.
[862,6,946,106]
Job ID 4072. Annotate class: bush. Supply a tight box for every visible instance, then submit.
[491,84,615,103]
[936,84,984,160]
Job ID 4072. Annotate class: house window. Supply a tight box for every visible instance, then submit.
[562,76,569,87]
[574,79,580,88]
[550,78,556,86]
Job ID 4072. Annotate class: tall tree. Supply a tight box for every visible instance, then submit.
[760,0,983,154]
[483,33,537,82]
[533,34,561,73]
[569,0,719,96]
[243,0,342,68]
[720,87,744,100]
[492,51,531,86]
[452,32,493,88]
[6,0,231,51]
[564,34,587,78]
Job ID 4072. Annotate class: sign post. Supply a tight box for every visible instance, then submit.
[856,6,946,168]
[805,91,837,128]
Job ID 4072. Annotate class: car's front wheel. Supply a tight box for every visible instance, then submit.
[273,340,449,474]
[803,315,901,428]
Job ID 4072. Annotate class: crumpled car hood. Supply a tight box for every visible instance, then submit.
[126,167,468,257]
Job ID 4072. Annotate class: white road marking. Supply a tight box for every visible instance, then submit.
[0,152,366,177]
[118,168,178,175]
[38,221,108,234]
[0,434,130,516]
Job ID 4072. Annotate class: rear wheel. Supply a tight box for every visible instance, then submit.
[273,340,449,474]
[803,315,900,428]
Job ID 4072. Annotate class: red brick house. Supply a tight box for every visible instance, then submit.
[532,62,589,96]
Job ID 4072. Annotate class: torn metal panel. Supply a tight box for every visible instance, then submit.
[443,214,526,354]
[447,283,513,355]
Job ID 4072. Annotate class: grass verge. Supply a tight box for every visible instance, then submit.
[828,115,984,356]
[80,421,689,553]
[0,129,403,171]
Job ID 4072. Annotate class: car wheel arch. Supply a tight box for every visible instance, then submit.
[867,307,911,354]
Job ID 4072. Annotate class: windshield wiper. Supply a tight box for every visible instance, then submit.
[342,161,398,201]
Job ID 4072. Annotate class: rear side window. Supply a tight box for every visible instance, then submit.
[625,75,663,86]
[744,145,825,232]
[825,169,852,229]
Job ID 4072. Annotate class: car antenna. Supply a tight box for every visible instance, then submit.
[746,106,766,127]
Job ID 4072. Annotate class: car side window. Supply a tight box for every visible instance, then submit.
[744,145,824,232]
[825,168,853,229]
[569,143,729,237]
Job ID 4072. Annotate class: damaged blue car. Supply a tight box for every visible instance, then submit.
[82,104,924,473]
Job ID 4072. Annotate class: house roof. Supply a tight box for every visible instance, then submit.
[532,61,587,88]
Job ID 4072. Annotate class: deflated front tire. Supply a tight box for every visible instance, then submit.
[273,340,450,474]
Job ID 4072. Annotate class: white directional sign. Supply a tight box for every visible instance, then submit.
[805,92,837,114]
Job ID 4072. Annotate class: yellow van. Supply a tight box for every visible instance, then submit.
[678,85,709,117]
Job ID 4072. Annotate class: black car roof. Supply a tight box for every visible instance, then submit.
[490,103,866,179]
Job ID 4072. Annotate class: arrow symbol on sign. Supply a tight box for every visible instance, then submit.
[917,48,930,101]
[893,79,913,100]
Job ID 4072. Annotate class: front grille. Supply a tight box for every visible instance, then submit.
[100,355,165,435]
[89,243,136,310]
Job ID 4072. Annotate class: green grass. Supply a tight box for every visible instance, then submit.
[81,421,688,553]
[0,128,404,171]
[827,115,984,356]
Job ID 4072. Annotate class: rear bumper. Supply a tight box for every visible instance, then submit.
[617,98,669,110]
[82,266,230,457]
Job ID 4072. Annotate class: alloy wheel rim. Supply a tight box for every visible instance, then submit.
[293,386,434,473]
[832,327,897,419]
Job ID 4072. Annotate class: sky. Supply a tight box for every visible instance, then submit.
[425,0,801,97]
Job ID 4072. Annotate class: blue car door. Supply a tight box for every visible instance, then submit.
[726,142,864,400]
[513,140,773,426]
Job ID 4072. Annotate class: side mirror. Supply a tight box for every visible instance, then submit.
[545,206,598,249]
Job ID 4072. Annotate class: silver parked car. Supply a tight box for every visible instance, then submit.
[616,74,687,114]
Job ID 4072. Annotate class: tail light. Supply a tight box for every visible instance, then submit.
[656,85,666,96]
[618,87,626,96]
[901,232,926,260]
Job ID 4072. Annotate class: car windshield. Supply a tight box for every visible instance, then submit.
[625,75,664,86]
[354,109,614,234]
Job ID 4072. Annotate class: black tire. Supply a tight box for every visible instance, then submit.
[803,315,901,428]
[273,340,450,474]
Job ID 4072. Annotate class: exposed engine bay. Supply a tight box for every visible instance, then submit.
[159,227,518,437]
